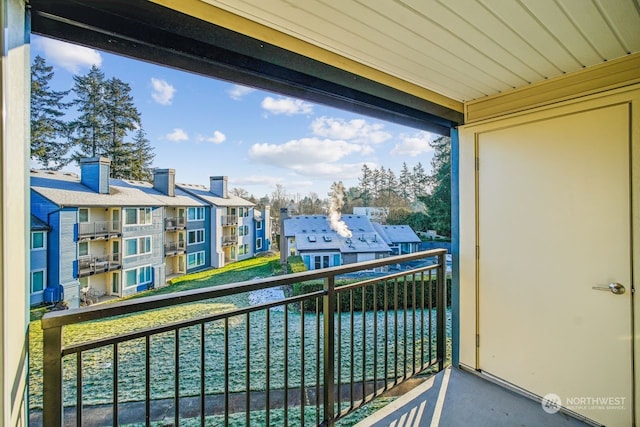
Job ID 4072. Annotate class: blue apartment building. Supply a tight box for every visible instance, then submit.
[178,176,268,268]
[29,159,270,307]
[30,158,209,308]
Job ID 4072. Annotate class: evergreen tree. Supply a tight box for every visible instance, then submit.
[358,164,373,206]
[398,162,412,202]
[423,136,451,236]
[411,162,428,200]
[103,77,142,178]
[129,128,155,181]
[69,65,109,158]
[30,55,71,169]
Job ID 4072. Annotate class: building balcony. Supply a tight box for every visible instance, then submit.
[78,221,121,241]
[165,217,186,230]
[40,250,448,426]
[221,215,237,226]
[77,254,121,277]
[221,235,237,246]
[164,241,186,256]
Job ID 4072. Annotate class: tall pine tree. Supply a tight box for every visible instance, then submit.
[30,55,70,169]
[129,128,155,181]
[423,136,451,236]
[70,65,109,158]
[103,77,141,178]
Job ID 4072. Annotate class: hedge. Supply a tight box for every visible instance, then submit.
[293,278,452,312]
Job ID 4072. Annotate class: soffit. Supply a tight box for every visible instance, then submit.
[194,0,640,103]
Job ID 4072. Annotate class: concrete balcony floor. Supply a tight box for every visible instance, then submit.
[355,367,592,427]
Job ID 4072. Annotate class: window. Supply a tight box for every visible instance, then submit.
[124,265,153,288]
[31,231,45,250]
[124,208,152,226]
[187,251,205,268]
[79,242,89,256]
[125,236,152,257]
[238,207,249,217]
[256,237,262,250]
[188,229,205,245]
[238,243,249,256]
[187,207,204,221]
[31,270,45,293]
[79,208,89,223]
[238,225,249,236]
[256,220,263,230]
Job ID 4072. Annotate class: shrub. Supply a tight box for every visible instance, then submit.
[293,278,451,312]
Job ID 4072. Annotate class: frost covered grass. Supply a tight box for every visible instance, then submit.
[29,253,447,424]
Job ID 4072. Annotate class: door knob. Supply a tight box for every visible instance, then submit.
[592,282,625,295]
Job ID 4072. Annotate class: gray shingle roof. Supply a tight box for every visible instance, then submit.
[30,214,50,231]
[372,223,421,244]
[30,170,204,207]
[284,215,391,253]
[177,183,255,207]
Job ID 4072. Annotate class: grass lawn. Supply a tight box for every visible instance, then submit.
[29,253,445,425]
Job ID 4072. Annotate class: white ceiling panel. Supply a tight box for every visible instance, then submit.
[203,0,640,102]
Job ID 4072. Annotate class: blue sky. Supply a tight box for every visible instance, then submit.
[32,35,438,199]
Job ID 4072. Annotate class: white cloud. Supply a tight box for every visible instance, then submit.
[233,175,284,187]
[390,131,435,157]
[228,85,256,100]
[166,128,189,142]
[311,116,391,144]
[33,37,102,73]
[261,96,314,116]
[248,138,364,168]
[197,131,226,144]
[150,78,176,105]
[289,162,364,179]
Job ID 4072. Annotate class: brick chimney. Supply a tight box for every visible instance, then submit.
[153,169,176,197]
[210,176,228,198]
[80,157,110,194]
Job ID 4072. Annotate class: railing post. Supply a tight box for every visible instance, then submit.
[323,275,335,426]
[43,324,64,427]
[436,251,447,371]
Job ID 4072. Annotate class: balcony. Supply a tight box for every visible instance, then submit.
[165,217,186,230]
[164,241,186,256]
[221,235,237,246]
[77,254,122,277]
[78,221,121,241]
[221,215,237,226]
[40,250,448,426]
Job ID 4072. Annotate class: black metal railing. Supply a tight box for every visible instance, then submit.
[221,235,237,246]
[78,221,121,239]
[77,254,121,277]
[164,241,186,255]
[165,217,186,230]
[41,249,447,426]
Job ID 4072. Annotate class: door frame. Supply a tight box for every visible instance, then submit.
[458,84,640,424]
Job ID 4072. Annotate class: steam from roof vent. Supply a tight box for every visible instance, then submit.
[327,181,352,238]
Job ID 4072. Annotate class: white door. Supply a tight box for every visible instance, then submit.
[477,104,632,425]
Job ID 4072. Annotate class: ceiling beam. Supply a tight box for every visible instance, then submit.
[29,0,463,135]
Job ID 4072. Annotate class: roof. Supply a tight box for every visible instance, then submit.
[30,170,204,208]
[372,223,421,245]
[284,215,391,254]
[30,215,50,231]
[118,179,205,207]
[177,183,255,207]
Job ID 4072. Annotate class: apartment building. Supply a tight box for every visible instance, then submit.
[178,176,268,268]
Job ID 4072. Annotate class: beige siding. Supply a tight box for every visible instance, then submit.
[0,0,29,425]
